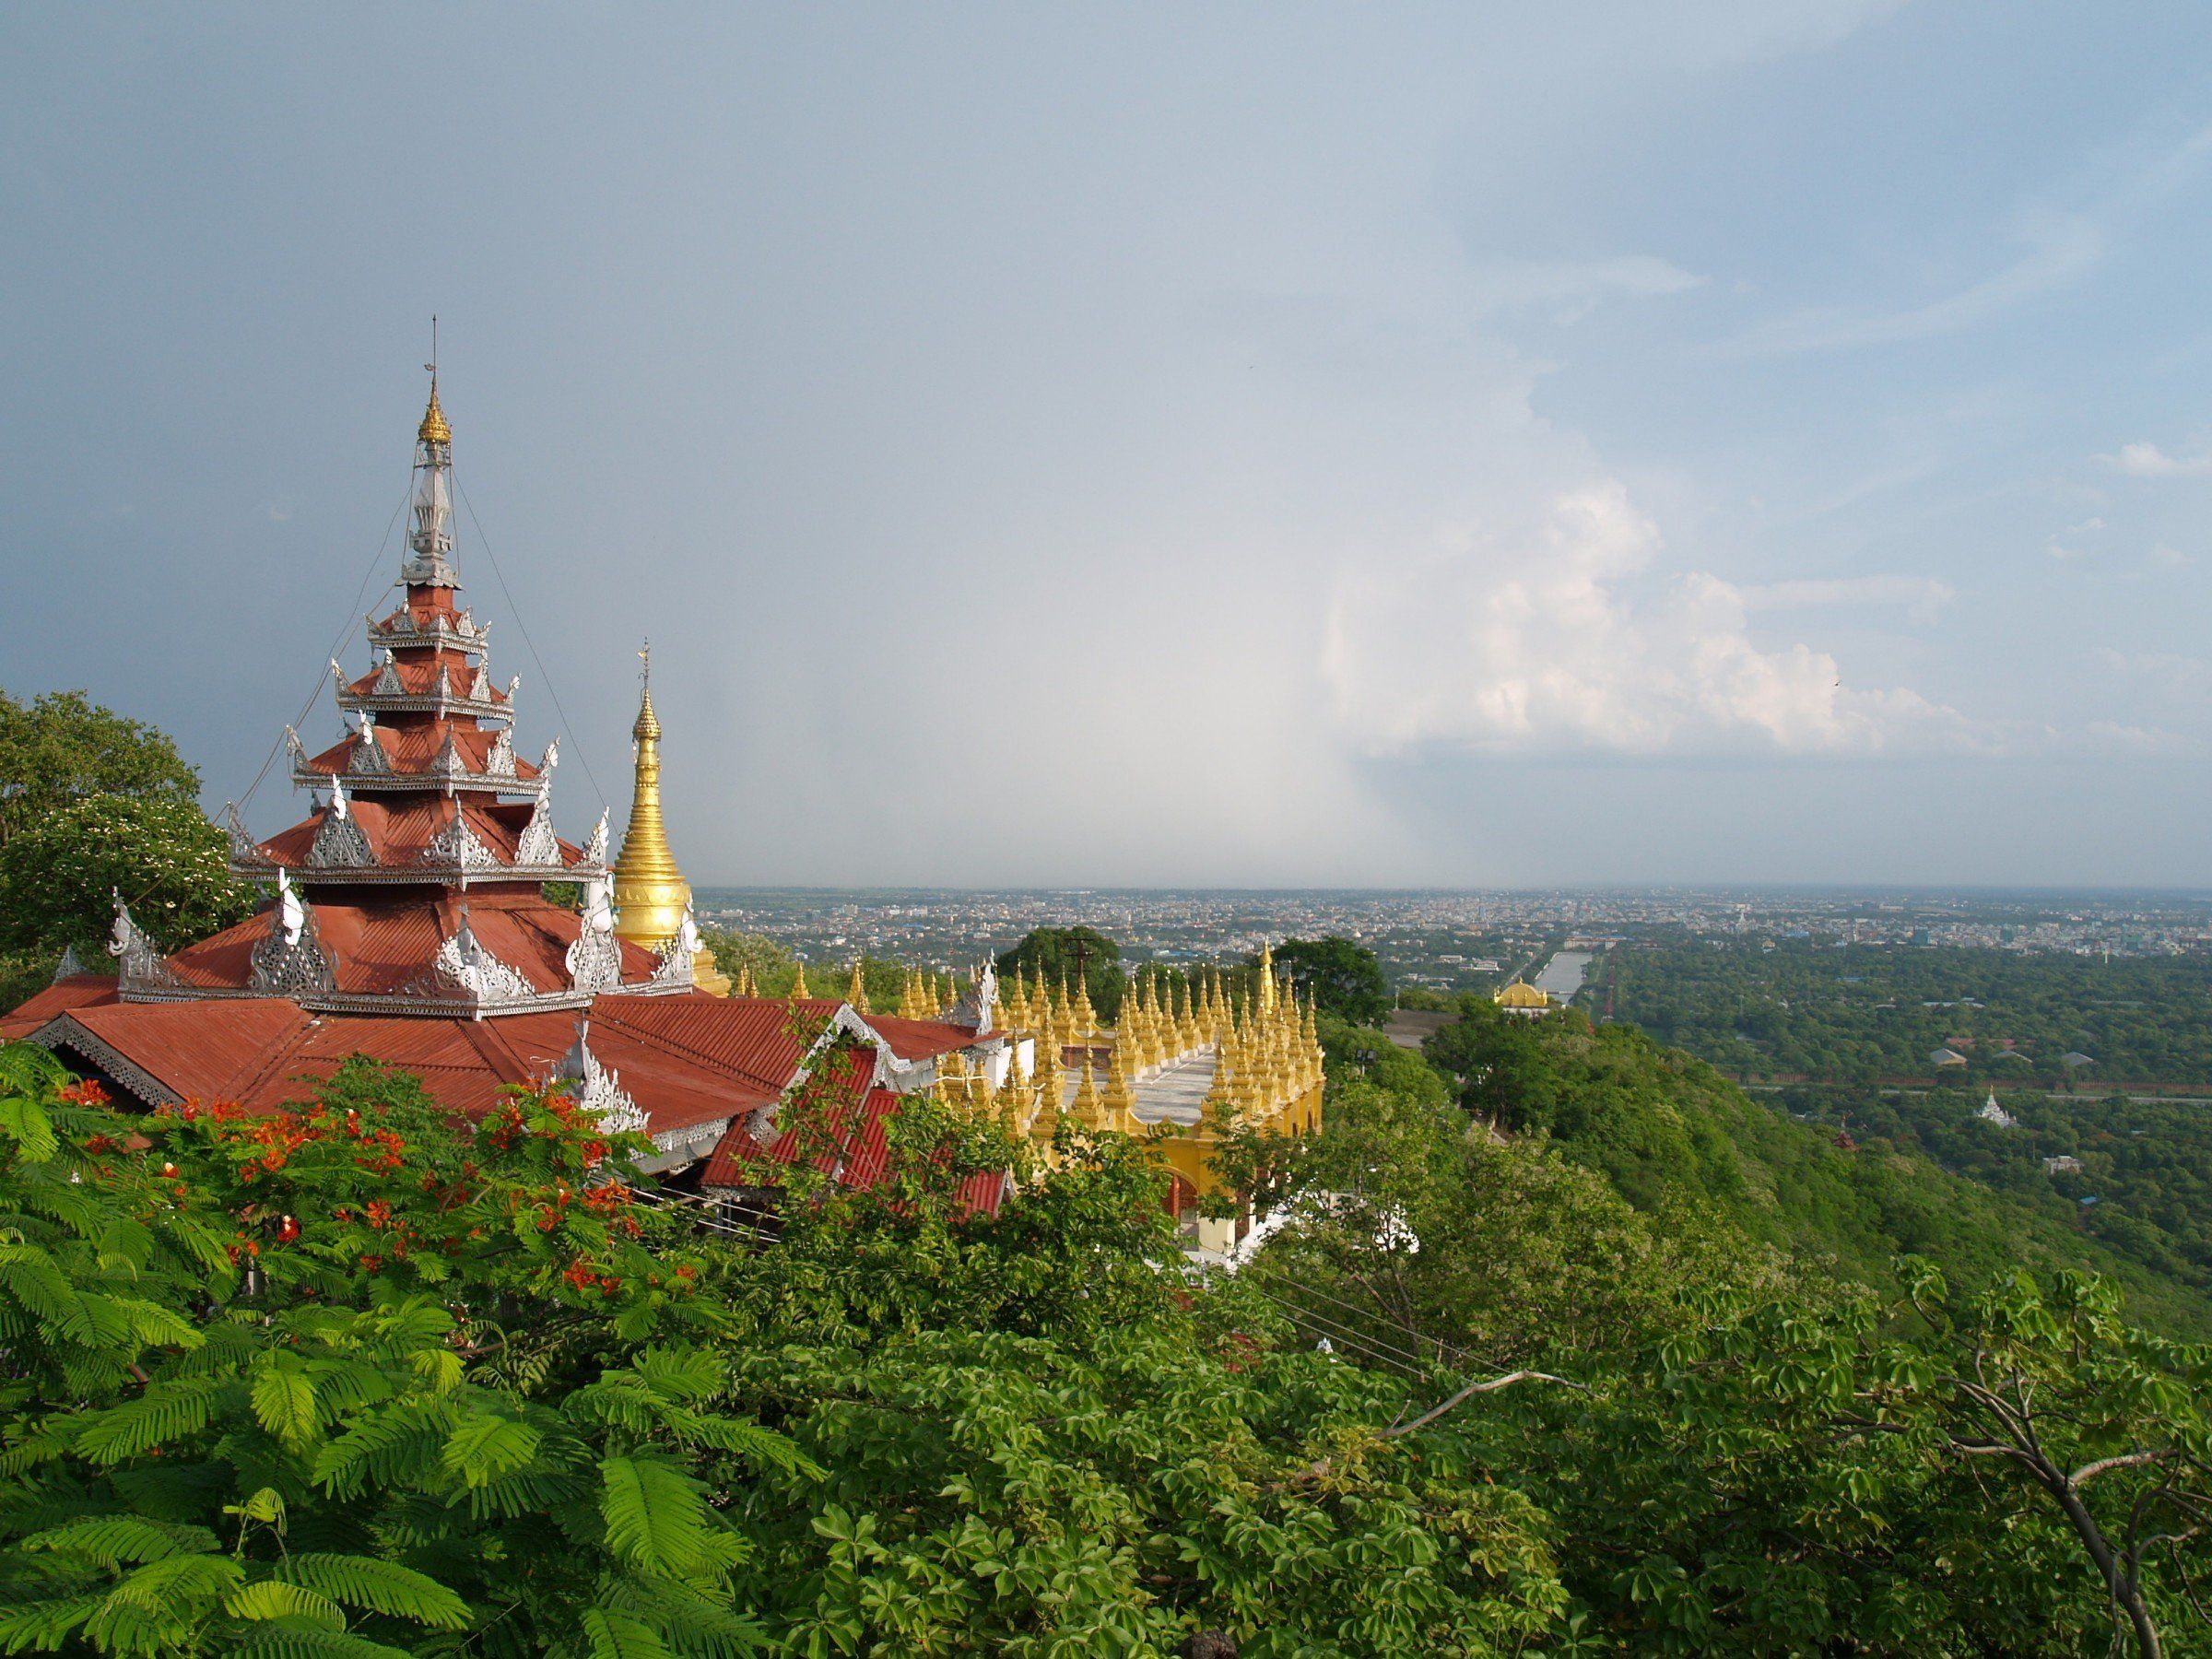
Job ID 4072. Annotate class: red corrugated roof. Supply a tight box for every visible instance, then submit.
[1,975,122,1039]
[345,653,503,702]
[301,723,538,782]
[700,1081,1007,1218]
[862,1013,989,1062]
[164,890,661,998]
[255,796,585,872]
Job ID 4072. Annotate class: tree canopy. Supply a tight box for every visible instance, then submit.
[1268,935,1391,1024]
[994,924,1127,1020]
[0,688,201,848]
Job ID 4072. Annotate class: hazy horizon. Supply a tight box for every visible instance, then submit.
[7,5,2212,888]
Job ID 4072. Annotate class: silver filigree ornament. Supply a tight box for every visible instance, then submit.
[418,810,505,875]
[552,1021,646,1135]
[108,892,183,994]
[513,773,562,868]
[431,912,537,1011]
[649,902,701,988]
[565,879,626,994]
[306,777,376,868]
[249,870,335,996]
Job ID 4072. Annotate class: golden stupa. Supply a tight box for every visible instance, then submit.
[611,648,730,994]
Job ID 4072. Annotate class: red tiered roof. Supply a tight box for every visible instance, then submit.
[253,797,584,872]
[300,724,538,782]
[6,380,1013,1206]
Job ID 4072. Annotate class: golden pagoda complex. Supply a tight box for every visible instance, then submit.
[912,945,1326,1253]
[610,653,730,994]
[1492,979,1555,1018]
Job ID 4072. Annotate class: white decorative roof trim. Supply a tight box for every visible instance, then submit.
[583,810,610,865]
[372,659,404,696]
[249,880,335,997]
[418,811,506,876]
[553,1023,647,1135]
[513,777,561,868]
[109,894,183,995]
[307,796,376,868]
[52,944,84,983]
[429,916,538,1013]
[224,803,272,870]
[348,727,392,775]
[648,901,700,988]
[485,727,516,779]
[565,917,625,995]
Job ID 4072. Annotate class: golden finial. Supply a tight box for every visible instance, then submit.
[418,321,451,446]
[846,959,870,1015]
[789,959,810,1000]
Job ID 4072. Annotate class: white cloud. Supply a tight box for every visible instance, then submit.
[1737,574,1956,624]
[1465,253,1705,322]
[1713,211,2104,358]
[1324,481,1987,759]
[2105,440,2212,477]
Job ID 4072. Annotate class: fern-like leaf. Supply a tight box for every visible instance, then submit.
[274,1553,472,1630]
[580,1607,675,1659]
[598,1455,711,1578]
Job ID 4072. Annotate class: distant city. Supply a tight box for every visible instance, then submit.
[692,888,2212,991]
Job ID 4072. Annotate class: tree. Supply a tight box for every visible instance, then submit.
[0,1046,807,1656]
[0,793,252,959]
[1269,936,1391,1025]
[995,925,1127,1021]
[0,688,201,847]
[1420,995,1556,1128]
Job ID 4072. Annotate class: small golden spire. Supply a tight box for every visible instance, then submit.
[846,960,870,1014]
[418,378,451,447]
[789,959,810,1000]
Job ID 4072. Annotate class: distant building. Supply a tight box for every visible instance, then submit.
[2062,1052,2097,1070]
[1929,1047,1969,1069]
[2044,1155,2085,1175]
[1976,1089,2018,1129]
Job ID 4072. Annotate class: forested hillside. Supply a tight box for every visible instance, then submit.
[3,994,2209,1653]
[1406,999,2212,1337]
[1605,935,2212,1086]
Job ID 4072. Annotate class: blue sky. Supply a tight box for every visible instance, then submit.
[5,3,2211,887]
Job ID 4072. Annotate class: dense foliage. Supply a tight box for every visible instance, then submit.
[0,688,249,1012]
[1419,996,2212,1337]
[1266,937,1390,1025]
[994,925,1127,1020]
[1779,1084,2212,1303]
[6,984,2212,1653]
[1608,934,2212,1087]
[0,689,201,849]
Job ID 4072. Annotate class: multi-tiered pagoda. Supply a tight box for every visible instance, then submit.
[5,378,1006,1180]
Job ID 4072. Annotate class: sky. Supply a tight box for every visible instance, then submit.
[6,2,2212,888]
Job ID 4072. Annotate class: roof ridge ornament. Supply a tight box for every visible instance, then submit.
[553,1019,646,1135]
[432,908,536,1015]
[250,870,335,997]
[109,891,184,996]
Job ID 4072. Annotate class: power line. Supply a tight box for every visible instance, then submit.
[452,475,607,815]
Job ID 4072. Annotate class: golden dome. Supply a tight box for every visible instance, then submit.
[1493,981,1551,1009]
[418,380,451,447]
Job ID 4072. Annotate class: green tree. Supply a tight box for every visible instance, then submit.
[0,1046,807,1656]
[1270,935,1391,1025]
[0,793,252,960]
[0,688,201,848]
[996,925,1127,1020]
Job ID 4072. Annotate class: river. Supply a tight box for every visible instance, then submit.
[1533,949,1594,1002]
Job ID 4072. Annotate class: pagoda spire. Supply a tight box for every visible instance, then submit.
[402,341,461,590]
[611,642,730,994]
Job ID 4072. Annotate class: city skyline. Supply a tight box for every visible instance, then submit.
[7,5,2212,887]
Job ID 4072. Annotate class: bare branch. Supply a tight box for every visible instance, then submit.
[1381,1369,1587,1439]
